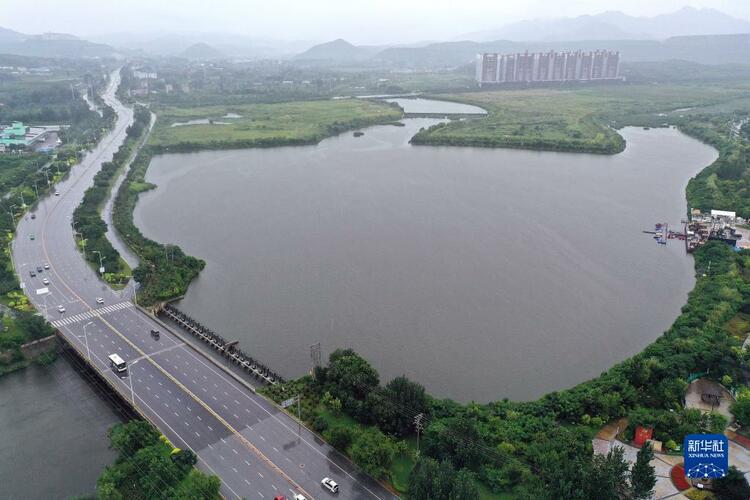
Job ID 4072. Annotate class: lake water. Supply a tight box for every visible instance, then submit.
[0,360,122,499]
[386,98,487,114]
[133,118,716,402]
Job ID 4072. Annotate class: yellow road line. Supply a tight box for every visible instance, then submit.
[33,100,312,499]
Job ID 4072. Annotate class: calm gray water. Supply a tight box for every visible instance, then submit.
[133,119,716,402]
[385,98,487,114]
[0,360,122,499]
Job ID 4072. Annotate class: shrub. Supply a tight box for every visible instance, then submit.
[312,416,329,433]
[326,426,354,452]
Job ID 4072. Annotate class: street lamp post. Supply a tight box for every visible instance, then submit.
[73,230,86,258]
[82,321,94,361]
[92,250,105,274]
[32,180,39,200]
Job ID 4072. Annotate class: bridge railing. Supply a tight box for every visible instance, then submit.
[161,304,282,386]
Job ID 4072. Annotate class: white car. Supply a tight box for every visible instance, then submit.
[54,191,60,196]
[42,278,49,285]
[293,495,307,500]
[96,297,104,305]
[43,263,49,270]
[57,305,65,313]
[321,477,339,493]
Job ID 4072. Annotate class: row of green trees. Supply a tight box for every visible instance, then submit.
[97,420,220,499]
[72,105,151,280]
[684,114,750,218]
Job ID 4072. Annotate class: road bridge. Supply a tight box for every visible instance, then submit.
[12,69,398,500]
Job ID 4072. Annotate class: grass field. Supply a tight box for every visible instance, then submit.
[148,99,403,150]
[411,83,750,154]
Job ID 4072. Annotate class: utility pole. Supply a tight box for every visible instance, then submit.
[297,394,301,437]
[414,413,424,455]
[310,342,321,377]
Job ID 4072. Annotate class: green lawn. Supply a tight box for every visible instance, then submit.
[148,99,403,150]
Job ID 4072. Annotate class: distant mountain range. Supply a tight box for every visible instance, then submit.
[1,5,749,65]
[88,32,314,59]
[0,27,116,58]
[180,42,224,60]
[293,38,379,62]
[458,7,750,42]
[373,34,750,68]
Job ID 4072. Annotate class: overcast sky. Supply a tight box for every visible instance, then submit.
[4,0,750,44]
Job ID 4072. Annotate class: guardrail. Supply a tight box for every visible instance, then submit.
[160,304,282,386]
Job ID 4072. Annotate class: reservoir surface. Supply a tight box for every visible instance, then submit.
[385,97,487,114]
[0,360,122,499]
[133,117,716,402]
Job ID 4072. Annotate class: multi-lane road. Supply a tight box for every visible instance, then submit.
[12,70,398,500]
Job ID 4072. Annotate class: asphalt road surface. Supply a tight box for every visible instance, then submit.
[12,69,398,500]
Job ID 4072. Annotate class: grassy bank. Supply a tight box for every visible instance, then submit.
[148,99,404,152]
[411,83,750,154]
[0,311,57,376]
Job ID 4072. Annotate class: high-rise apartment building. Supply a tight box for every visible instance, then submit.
[475,50,621,86]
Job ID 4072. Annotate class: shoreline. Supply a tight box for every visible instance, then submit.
[124,120,711,402]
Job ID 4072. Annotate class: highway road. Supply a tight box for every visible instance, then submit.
[12,69,398,500]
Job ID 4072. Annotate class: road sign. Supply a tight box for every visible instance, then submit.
[281,396,298,409]
[99,266,105,274]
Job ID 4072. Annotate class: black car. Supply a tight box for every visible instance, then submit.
[29,270,36,277]
[36,266,43,273]
[150,329,160,339]
[30,214,36,220]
